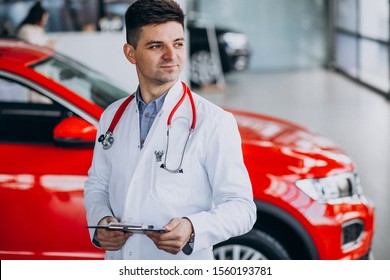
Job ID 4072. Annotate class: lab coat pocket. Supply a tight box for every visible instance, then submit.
[151,153,195,204]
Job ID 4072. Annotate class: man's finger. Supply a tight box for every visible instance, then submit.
[164,218,181,231]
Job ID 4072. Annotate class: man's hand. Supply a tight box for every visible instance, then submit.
[96,217,132,251]
[145,217,194,255]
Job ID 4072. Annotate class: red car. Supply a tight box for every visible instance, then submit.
[0,39,374,260]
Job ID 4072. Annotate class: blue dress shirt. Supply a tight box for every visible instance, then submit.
[136,87,167,149]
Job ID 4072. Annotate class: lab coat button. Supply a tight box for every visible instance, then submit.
[128,251,132,256]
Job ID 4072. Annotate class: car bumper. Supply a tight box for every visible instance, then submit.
[302,196,375,260]
[260,178,375,260]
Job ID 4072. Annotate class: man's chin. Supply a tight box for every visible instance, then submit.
[156,74,180,84]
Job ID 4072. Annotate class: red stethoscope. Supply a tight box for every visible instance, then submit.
[98,82,196,173]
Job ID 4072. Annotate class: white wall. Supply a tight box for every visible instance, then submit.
[196,0,329,71]
[53,31,138,93]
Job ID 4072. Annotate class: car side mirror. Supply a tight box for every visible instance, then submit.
[53,116,97,147]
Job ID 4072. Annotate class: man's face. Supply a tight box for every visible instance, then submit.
[124,21,186,86]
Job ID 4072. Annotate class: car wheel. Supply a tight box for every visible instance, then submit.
[213,229,290,260]
[190,50,218,87]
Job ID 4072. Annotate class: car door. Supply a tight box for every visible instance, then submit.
[0,75,103,259]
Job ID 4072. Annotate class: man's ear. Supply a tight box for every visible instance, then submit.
[123,43,136,64]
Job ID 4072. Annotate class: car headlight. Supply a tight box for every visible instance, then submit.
[295,173,363,204]
[219,32,248,52]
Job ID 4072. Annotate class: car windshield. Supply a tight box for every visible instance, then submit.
[31,53,129,109]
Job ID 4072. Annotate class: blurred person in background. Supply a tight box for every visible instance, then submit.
[16,1,57,48]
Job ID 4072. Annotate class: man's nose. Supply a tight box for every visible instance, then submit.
[163,46,176,60]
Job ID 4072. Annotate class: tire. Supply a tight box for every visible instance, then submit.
[189,50,218,87]
[213,229,290,260]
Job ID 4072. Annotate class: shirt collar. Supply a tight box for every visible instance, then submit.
[136,86,167,112]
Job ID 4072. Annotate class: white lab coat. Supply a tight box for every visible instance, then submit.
[84,80,256,259]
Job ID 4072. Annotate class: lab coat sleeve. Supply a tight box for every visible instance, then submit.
[186,112,257,253]
[83,113,114,245]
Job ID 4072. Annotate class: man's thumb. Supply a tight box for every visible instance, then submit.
[164,218,180,231]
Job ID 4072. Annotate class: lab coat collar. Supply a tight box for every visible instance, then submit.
[161,79,186,113]
[133,80,186,152]
[134,80,192,156]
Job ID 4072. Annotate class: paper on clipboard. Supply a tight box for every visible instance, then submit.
[87,222,166,233]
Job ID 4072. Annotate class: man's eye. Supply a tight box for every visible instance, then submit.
[150,45,161,49]
[175,42,184,48]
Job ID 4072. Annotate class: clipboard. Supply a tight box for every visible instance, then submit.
[87,222,166,233]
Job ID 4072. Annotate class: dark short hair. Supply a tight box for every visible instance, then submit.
[20,1,47,26]
[124,0,185,48]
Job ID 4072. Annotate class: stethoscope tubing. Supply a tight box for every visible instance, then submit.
[168,82,196,130]
[98,82,196,155]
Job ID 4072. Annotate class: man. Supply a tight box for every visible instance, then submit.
[84,0,256,260]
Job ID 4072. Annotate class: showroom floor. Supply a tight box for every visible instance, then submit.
[198,69,390,260]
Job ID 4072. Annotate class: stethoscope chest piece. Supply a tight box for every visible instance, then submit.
[98,132,114,150]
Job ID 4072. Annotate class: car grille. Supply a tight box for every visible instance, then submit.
[342,219,364,250]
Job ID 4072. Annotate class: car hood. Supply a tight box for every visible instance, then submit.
[230,109,354,178]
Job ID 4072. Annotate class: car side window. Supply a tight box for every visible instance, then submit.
[0,77,71,144]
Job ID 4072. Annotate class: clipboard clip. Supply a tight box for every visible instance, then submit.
[87,222,166,233]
